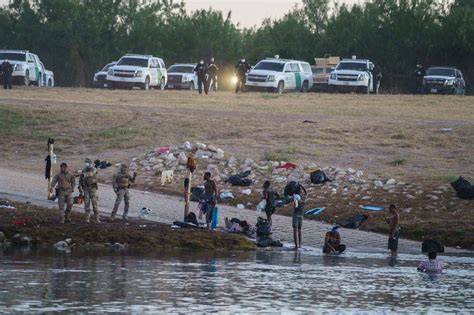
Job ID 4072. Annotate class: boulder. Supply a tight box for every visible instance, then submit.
[207,145,218,152]
[184,141,193,151]
[386,178,397,186]
[195,150,211,159]
[178,152,187,165]
[195,142,207,150]
[374,180,384,187]
[215,149,225,160]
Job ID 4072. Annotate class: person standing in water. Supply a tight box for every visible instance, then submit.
[385,204,400,256]
[292,184,307,250]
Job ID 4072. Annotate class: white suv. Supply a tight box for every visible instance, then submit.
[0,50,52,86]
[246,58,313,94]
[107,54,167,90]
[328,58,377,94]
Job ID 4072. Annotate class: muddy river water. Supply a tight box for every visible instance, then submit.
[0,247,473,313]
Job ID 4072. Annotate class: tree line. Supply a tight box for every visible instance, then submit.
[0,0,473,93]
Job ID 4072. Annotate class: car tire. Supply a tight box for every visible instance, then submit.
[301,81,309,93]
[189,81,194,91]
[160,77,166,90]
[47,79,52,87]
[142,77,150,91]
[365,84,370,94]
[276,81,284,94]
[24,71,30,86]
[107,81,115,90]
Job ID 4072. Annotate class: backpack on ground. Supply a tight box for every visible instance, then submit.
[184,212,198,225]
[451,176,474,199]
[310,169,332,184]
[256,217,272,236]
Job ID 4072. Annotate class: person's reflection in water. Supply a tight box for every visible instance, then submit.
[387,255,398,267]
[322,254,345,267]
[256,250,274,264]
[293,250,301,264]
[108,254,128,299]
[50,253,74,300]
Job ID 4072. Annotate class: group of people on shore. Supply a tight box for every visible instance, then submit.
[50,159,135,224]
[50,159,446,272]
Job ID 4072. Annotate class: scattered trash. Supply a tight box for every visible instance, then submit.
[256,200,266,214]
[302,120,316,124]
[139,207,152,219]
[440,128,452,133]
[161,170,174,185]
[54,241,69,251]
[341,214,369,229]
[73,194,84,204]
[310,169,332,184]
[94,160,112,169]
[157,147,170,155]
[237,204,245,209]
[12,218,33,225]
[451,176,474,200]
[241,189,252,196]
[227,170,252,187]
[0,205,16,210]
[219,191,234,199]
[276,162,297,169]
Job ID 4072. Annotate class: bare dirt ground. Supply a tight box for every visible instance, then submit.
[0,87,473,247]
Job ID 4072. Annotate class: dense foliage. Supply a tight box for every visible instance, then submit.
[1,0,472,93]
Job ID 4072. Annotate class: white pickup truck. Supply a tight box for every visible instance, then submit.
[328,58,378,94]
[246,57,313,94]
[0,49,54,86]
[107,54,167,90]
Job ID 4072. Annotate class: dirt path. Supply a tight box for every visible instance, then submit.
[0,167,461,255]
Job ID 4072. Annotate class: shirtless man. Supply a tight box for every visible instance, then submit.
[203,172,217,229]
[385,204,400,256]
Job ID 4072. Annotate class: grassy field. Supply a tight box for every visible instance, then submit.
[0,87,473,247]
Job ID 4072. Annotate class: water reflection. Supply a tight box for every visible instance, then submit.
[0,248,472,312]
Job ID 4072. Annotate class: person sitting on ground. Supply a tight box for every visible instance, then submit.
[417,252,448,273]
[203,172,217,229]
[262,181,279,225]
[292,184,307,250]
[323,226,346,254]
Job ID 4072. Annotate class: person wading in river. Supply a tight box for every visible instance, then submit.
[292,184,307,250]
[385,204,400,256]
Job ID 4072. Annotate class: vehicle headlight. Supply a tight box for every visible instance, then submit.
[182,75,191,83]
[330,73,336,80]
[358,73,368,81]
[445,79,454,86]
[14,64,23,71]
[135,70,143,77]
[93,74,98,81]
[108,69,114,76]
[267,75,276,82]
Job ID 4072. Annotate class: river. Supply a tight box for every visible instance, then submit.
[0,247,473,313]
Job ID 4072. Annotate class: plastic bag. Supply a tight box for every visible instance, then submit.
[256,200,266,215]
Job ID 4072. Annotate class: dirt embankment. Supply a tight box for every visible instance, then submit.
[0,200,255,252]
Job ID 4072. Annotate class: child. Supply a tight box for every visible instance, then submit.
[262,181,279,225]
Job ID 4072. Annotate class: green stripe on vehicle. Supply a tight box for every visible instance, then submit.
[295,73,301,89]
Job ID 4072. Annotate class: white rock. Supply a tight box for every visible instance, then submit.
[178,152,187,165]
[237,204,245,209]
[241,189,252,196]
[184,141,193,151]
[355,170,364,177]
[195,142,207,150]
[374,180,384,187]
[347,168,356,174]
[215,149,225,159]
[386,178,397,186]
[368,174,377,180]
[152,164,162,170]
[207,145,218,152]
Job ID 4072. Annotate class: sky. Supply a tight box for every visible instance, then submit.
[0,0,364,28]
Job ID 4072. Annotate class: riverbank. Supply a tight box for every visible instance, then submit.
[0,200,255,252]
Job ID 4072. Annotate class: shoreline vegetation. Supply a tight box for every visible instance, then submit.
[0,201,256,252]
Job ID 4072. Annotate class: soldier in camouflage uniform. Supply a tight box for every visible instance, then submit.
[78,158,101,223]
[50,163,75,223]
[111,164,136,221]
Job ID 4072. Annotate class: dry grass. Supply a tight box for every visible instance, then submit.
[0,87,472,184]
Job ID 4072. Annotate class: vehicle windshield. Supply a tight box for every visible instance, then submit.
[254,61,284,72]
[336,62,368,71]
[168,65,194,73]
[312,67,324,74]
[117,57,148,67]
[0,52,26,61]
[426,68,455,77]
[102,63,115,71]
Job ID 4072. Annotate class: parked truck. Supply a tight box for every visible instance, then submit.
[0,49,54,86]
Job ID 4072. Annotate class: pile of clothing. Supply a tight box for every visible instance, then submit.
[255,217,282,247]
